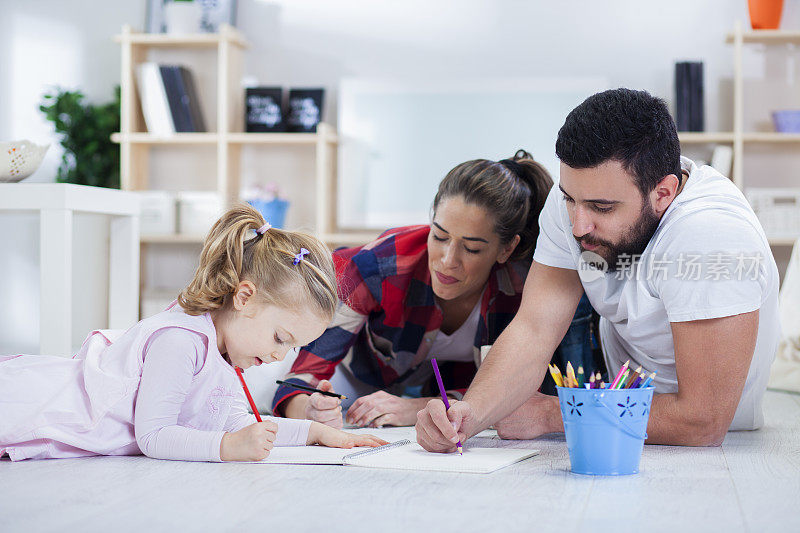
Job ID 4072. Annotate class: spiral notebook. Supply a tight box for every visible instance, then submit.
[255,440,538,473]
[342,440,538,474]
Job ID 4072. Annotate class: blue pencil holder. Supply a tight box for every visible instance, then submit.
[247,199,289,229]
[557,386,654,475]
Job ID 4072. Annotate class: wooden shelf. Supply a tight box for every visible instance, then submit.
[678,132,735,143]
[767,237,799,247]
[226,132,338,145]
[742,132,800,143]
[140,234,206,244]
[112,132,339,146]
[114,25,248,48]
[112,133,218,145]
[726,30,800,45]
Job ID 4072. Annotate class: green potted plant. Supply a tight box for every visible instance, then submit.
[39,86,121,189]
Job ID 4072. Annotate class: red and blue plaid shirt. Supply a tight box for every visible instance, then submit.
[272,225,532,412]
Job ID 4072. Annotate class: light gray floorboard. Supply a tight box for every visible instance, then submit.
[2,391,798,533]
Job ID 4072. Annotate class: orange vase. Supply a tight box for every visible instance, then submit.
[748,0,784,30]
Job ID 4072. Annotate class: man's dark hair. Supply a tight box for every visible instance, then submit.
[555,88,682,197]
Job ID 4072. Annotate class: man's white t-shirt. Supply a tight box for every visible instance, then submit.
[533,156,780,430]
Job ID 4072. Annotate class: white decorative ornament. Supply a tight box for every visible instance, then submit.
[0,140,50,183]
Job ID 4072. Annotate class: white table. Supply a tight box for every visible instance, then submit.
[0,184,139,355]
[1,390,798,532]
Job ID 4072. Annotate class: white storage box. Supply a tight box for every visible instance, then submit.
[177,191,222,236]
[141,290,179,320]
[135,191,176,235]
[746,188,800,240]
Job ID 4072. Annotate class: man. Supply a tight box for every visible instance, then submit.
[415,88,780,449]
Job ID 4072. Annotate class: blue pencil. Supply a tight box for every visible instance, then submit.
[639,371,656,388]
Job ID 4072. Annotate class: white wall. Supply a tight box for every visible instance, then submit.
[4,0,800,178]
[1,0,798,351]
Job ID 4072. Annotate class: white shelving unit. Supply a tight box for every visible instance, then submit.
[113,25,377,314]
[678,22,800,247]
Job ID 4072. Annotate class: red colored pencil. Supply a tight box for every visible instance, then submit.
[235,366,262,422]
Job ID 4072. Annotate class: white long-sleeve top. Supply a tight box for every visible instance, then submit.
[135,327,311,461]
[0,307,311,462]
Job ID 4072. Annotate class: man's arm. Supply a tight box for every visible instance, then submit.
[461,261,585,434]
[497,310,761,445]
[646,310,759,446]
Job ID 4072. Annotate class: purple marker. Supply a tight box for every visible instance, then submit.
[431,358,463,455]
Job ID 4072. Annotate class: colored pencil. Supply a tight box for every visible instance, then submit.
[431,358,462,455]
[615,369,630,390]
[576,366,585,388]
[548,364,564,387]
[625,366,643,389]
[609,360,630,389]
[566,362,577,389]
[235,366,262,422]
[639,371,657,388]
[275,379,348,399]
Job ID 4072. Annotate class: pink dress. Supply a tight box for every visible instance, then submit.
[0,304,311,461]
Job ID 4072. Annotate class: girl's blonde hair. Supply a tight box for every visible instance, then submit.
[178,203,337,319]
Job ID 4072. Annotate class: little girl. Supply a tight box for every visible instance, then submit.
[0,204,386,461]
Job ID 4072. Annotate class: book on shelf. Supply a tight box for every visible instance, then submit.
[136,63,206,135]
[675,61,704,132]
[136,62,175,135]
[178,66,207,132]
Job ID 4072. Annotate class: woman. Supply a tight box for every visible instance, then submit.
[273,150,596,428]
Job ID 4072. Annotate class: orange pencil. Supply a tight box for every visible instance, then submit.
[566,362,577,389]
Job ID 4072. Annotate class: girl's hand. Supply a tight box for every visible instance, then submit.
[307,421,389,449]
[220,421,278,461]
[346,391,430,427]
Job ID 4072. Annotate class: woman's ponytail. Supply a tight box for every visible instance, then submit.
[503,149,554,260]
[433,149,554,263]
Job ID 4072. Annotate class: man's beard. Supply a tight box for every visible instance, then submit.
[577,202,660,272]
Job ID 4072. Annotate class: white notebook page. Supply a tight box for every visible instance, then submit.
[344,440,539,474]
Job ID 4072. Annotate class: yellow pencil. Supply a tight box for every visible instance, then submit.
[547,365,561,387]
[550,364,565,387]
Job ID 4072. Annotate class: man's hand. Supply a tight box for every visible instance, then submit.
[494,392,562,440]
[415,399,476,453]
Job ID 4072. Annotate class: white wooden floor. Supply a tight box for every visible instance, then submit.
[2,390,798,533]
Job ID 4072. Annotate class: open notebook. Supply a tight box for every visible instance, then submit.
[254,439,538,474]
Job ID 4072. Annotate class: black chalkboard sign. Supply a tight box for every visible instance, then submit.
[286,88,324,132]
[245,87,284,132]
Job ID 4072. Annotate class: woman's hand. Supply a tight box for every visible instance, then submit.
[307,421,389,449]
[345,391,431,427]
[284,380,343,428]
[220,421,278,461]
